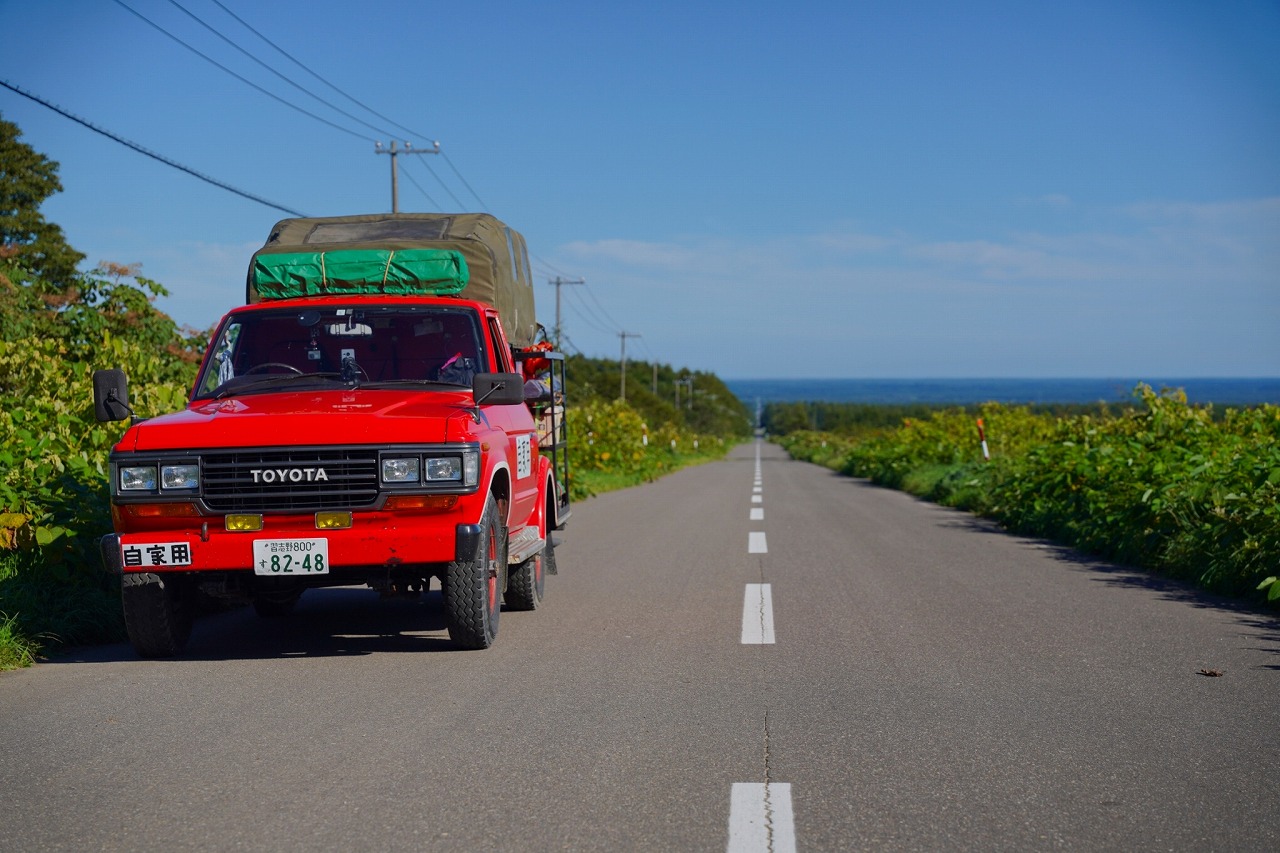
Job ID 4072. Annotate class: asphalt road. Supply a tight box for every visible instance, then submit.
[3,440,1279,851]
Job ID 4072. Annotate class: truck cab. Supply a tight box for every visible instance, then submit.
[94,214,569,657]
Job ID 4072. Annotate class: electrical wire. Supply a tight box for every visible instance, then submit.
[163,0,393,138]
[442,152,488,210]
[110,0,371,141]
[209,0,489,211]
[409,157,466,209]
[0,79,307,217]
[208,0,433,144]
[532,254,578,280]
[558,333,585,357]
[581,281,626,331]
[400,167,443,210]
[564,288,620,335]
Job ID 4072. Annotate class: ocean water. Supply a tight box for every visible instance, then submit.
[723,378,1280,406]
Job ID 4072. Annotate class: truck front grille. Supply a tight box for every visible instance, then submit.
[202,448,380,513]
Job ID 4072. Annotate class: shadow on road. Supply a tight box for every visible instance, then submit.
[930,509,1280,668]
[48,586,475,664]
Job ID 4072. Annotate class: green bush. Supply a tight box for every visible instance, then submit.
[566,398,734,500]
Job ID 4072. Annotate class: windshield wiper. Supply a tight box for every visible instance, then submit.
[211,372,343,400]
[359,379,462,389]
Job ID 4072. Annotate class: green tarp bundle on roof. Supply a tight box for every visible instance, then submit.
[251,248,468,299]
[248,213,539,347]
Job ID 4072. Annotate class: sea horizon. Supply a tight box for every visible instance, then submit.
[723,377,1280,406]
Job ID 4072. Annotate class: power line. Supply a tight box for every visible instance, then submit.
[163,0,394,138]
[442,152,488,210]
[110,0,371,141]
[582,280,626,331]
[564,286,619,334]
[399,163,444,209]
[208,0,488,211]
[563,299,615,334]
[208,0,432,144]
[531,253,576,280]
[0,79,307,217]
[409,156,466,209]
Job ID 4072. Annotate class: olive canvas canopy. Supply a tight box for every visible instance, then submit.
[248,213,539,347]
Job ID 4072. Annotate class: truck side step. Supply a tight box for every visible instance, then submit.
[507,525,545,565]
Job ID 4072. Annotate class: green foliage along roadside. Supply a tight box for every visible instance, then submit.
[0,259,203,666]
[562,356,752,499]
[776,387,1280,601]
[566,398,737,500]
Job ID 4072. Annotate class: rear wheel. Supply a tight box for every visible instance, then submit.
[121,572,194,658]
[506,537,550,611]
[444,495,504,649]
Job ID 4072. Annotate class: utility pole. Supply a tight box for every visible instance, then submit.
[676,377,694,410]
[618,331,641,402]
[375,140,440,212]
[547,277,585,350]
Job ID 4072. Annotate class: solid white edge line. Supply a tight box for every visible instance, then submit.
[727,782,796,853]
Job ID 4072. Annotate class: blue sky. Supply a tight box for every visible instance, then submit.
[2,0,1277,378]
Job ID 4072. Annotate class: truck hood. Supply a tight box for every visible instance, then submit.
[119,389,478,452]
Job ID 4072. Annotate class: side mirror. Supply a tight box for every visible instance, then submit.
[472,373,526,406]
[92,369,131,422]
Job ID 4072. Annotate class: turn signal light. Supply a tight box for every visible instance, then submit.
[384,495,459,512]
[118,503,199,519]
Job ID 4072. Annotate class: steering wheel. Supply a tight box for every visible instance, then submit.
[245,362,304,375]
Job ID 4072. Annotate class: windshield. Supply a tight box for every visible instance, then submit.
[194,304,487,399]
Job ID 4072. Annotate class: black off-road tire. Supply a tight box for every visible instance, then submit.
[506,536,550,611]
[444,495,505,649]
[121,572,195,658]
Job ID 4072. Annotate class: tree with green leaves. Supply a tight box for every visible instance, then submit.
[0,114,85,285]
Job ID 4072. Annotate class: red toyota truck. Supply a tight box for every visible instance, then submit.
[93,213,569,657]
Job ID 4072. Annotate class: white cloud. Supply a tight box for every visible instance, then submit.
[542,197,1280,376]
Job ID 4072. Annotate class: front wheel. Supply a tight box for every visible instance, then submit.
[444,495,504,649]
[122,572,195,658]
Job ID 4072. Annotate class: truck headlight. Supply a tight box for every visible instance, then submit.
[381,457,420,484]
[161,464,200,490]
[424,457,462,481]
[119,465,158,492]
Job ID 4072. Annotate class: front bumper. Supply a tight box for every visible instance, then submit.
[101,510,481,574]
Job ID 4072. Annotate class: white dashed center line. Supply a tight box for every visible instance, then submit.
[750,508,764,521]
[748,532,767,553]
[727,782,796,853]
[740,583,775,644]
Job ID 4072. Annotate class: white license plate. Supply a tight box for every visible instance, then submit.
[252,538,329,575]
